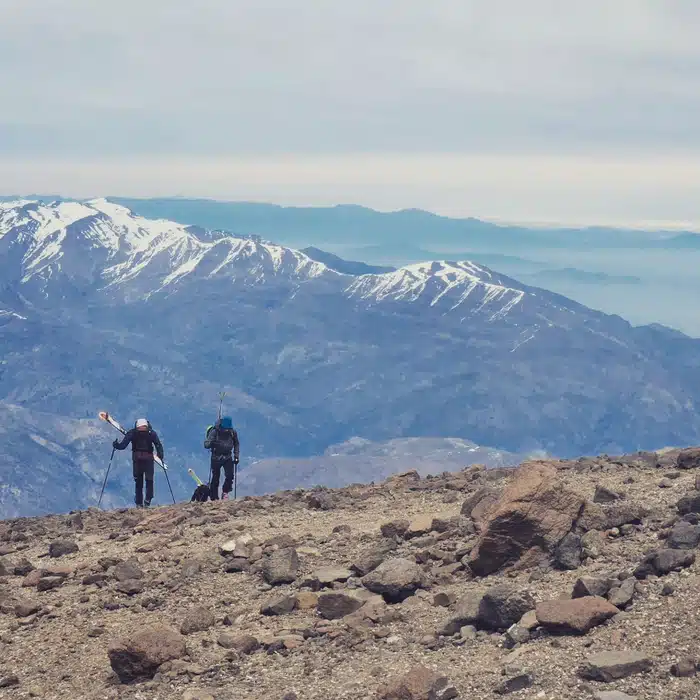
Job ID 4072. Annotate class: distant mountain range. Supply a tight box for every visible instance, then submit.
[1,198,700,517]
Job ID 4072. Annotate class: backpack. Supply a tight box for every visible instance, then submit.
[191,484,211,502]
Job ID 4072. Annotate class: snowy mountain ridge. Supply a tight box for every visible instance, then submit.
[0,199,529,320]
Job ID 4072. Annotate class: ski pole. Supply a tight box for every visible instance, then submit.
[234,461,238,500]
[98,448,116,509]
[163,469,176,505]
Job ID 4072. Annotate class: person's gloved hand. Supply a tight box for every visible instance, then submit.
[233,457,239,465]
[112,439,119,449]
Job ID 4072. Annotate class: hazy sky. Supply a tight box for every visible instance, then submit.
[1,0,699,226]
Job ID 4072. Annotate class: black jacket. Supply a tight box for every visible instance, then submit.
[114,428,164,462]
[204,426,239,461]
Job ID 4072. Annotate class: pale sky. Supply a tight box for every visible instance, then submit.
[1,0,699,226]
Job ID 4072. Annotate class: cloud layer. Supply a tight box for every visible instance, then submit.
[1,0,698,223]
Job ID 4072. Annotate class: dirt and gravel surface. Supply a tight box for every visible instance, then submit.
[2,450,700,700]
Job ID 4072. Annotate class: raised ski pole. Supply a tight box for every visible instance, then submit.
[98,447,116,509]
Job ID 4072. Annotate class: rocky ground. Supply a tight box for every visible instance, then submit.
[2,449,700,700]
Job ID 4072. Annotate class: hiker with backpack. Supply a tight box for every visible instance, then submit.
[112,418,164,507]
[204,416,240,501]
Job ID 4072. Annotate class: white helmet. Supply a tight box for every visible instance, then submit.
[135,418,149,429]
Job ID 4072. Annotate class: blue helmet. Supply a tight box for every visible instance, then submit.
[220,416,233,429]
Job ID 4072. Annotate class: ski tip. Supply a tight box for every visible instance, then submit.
[98,411,109,421]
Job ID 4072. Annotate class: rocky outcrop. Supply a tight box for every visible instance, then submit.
[468,461,585,575]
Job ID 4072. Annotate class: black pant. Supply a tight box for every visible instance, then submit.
[209,457,234,500]
[133,458,155,506]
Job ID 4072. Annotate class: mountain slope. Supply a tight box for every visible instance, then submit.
[2,199,700,516]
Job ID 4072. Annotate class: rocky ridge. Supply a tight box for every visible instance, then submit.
[1,448,700,698]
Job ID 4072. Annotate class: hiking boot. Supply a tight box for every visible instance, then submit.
[222,492,229,501]
[144,499,151,507]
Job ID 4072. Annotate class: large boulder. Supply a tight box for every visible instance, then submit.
[468,461,585,576]
[578,502,648,532]
[535,597,619,635]
[377,665,459,700]
[362,558,427,603]
[108,625,187,683]
[262,547,299,585]
[553,532,582,570]
[677,491,700,515]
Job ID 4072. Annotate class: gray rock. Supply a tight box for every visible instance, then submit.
[317,592,363,620]
[0,558,8,577]
[113,559,144,582]
[262,547,299,585]
[13,558,34,576]
[553,532,582,570]
[572,576,613,599]
[581,530,605,559]
[441,591,482,635]
[350,540,396,576]
[180,606,216,634]
[670,658,697,677]
[361,558,427,603]
[634,548,695,578]
[48,539,78,558]
[593,693,637,700]
[677,447,700,470]
[579,651,653,682]
[37,576,64,592]
[0,675,19,688]
[114,579,144,596]
[477,585,536,631]
[593,485,622,503]
[676,491,700,515]
[607,578,636,609]
[304,566,353,590]
[260,594,297,616]
[494,673,533,694]
[667,520,700,549]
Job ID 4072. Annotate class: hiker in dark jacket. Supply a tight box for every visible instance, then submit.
[204,416,239,501]
[113,418,164,507]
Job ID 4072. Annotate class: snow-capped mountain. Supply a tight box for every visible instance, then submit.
[2,198,700,517]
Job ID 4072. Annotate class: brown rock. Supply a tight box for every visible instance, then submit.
[405,515,434,539]
[536,596,619,635]
[180,606,216,634]
[460,487,501,522]
[217,633,259,654]
[48,539,78,558]
[22,570,42,588]
[15,601,40,618]
[469,461,585,576]
[108,625,187,683]
[113,559,144,582]
[317,592,363,620]
[377,665,459,700]
[671,658,697,678]
[380,519,410,539]
[295,591,319,610]
[261,594,297,616]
